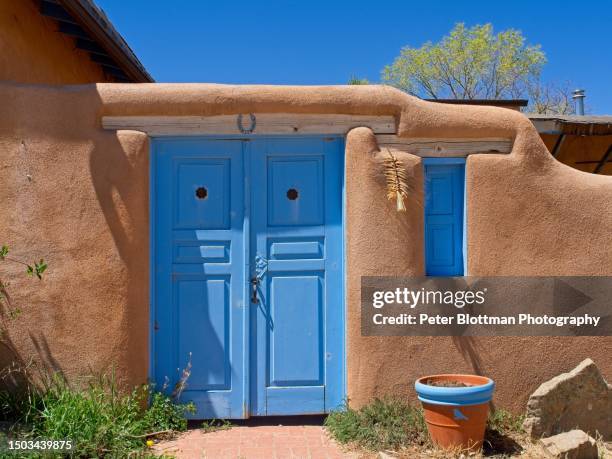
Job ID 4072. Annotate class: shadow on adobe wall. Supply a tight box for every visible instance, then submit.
[451,336,498,412]
[0,284,65,393]
[89,129,149,389]
[452,336,484,375]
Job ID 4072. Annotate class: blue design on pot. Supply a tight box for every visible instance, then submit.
[415,376,495,406]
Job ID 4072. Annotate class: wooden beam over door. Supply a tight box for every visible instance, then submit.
[102,114,397,136]
[376,135,513,157]
[102,114,514,156]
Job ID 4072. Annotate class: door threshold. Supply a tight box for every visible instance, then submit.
[187,414,327,428]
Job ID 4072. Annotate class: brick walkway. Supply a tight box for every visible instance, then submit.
[152,422,359,459]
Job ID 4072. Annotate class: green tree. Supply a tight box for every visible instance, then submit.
[526,80,575,114]
[348,75,369,85]
[382,23,545,100]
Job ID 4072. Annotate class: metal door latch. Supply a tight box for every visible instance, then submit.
[250,277,259,303]
[250,254,268,304]
[254,254,268,278]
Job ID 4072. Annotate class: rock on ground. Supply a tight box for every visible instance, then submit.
[540,430,598,459]
[523,358,612,440]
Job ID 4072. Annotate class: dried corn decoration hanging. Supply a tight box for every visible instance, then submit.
[383,148,409,212]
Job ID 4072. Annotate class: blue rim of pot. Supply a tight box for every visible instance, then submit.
[415,374,495,406]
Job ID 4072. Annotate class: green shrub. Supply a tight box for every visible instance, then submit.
[32,376,141,456]
[325,397,428,451]
[487,408,524,435]
[142,390,195,433]
[5,374,194,458]
[0,387,43,426]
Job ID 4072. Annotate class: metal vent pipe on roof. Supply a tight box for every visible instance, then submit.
[572,89,585,115]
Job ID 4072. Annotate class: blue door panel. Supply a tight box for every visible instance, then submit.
[267,157,324,226]
[251,138,344,416]
[176,278,229,390]
[266,386,325,415]
[174,159,231,229]
[174,241,230,263]
[427,176,453,214]
[154,139,246,419]
[269,239,323,259]
[154,137,344,419]
[429,225,454,266]
[424,159,465,276]
[269,275,323,386]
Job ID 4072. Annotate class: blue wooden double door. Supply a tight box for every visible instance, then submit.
[153,137,344,419]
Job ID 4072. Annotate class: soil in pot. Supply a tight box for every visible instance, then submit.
[424,379,472,388]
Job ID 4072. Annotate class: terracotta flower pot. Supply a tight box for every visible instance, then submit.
[415,374,495,451]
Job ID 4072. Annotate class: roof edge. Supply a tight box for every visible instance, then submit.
[425,98,529,107]
[58,0,153,82]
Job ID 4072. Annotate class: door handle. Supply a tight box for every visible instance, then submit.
[250,277,259,303]
[251,254,267,304]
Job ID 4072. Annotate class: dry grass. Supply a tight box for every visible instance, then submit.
[347,433,612,458]
[327,398,612,459]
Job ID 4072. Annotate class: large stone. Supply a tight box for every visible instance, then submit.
[540,430,598,459]
[523,358,612,439]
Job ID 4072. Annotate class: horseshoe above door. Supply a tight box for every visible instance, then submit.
[237,113,256,134]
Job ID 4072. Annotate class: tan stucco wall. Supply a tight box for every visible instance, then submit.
[1,82,610,413]
[345,127,612,412]
[0,0,108,84]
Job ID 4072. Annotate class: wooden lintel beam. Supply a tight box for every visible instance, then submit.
[101,114,397,136]
[101,116,513,156]
[376,135,512,157]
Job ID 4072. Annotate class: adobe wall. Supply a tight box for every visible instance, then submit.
[0,82,610,413]
[0,0,107,84]
[345,127,612,412]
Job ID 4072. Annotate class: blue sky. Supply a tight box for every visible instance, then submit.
[97,0,612,114]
